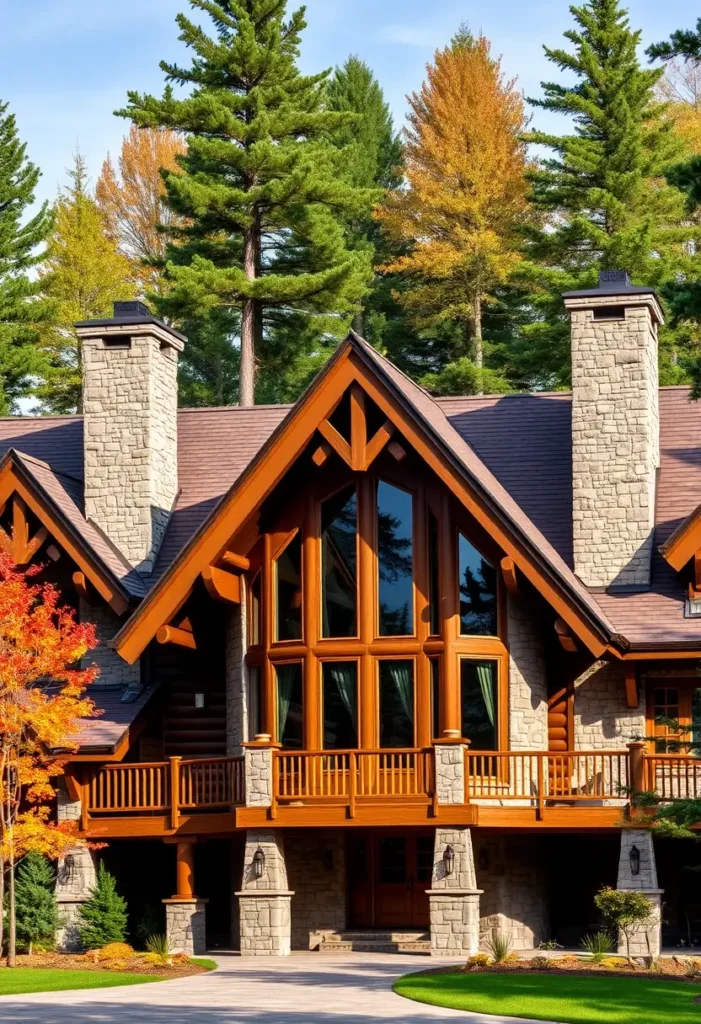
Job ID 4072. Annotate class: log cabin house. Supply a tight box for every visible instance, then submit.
[6,273,701,956]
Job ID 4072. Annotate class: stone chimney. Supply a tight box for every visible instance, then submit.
[564,271,664,590]
[76,302,185,574]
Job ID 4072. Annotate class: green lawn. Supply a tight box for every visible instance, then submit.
[0,969,163,996]
[394,969,701,1024]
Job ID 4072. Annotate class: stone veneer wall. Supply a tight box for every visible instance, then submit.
[285,832,346,949]
[507,594,548,750]
[82,331,179,573]
[55,782,96,951]
[574,662,644,749]
[79,598,139,689]
[475,834,549,950]
[225,595,248,754]
[568,296,660,588]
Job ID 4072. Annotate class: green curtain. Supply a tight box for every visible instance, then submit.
[476,662,495,726]
[328,662,357,730]
[388,661,414,725]
[276,664,297,741]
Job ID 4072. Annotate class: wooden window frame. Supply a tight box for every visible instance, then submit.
[646,678,701,753]
[318,482,361,643]
[374,475,418,641]
[320,656,361,751]
[376,655,418,750]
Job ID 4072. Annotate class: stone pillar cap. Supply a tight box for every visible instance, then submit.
[235,889,295,897]
[162,898,209,905]
[426,888,484,896]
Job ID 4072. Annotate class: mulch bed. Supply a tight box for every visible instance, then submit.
[0,952,211,978]
[423,956,701,983]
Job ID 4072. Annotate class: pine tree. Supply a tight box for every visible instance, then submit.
[78,862,128,950]
[14,851,58,954]
[0,100,52,413]
[512,0,700,389]
[118,0,374,406]
[36,154,134,414]
[376,31,530,394]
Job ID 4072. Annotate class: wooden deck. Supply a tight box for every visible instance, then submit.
[75,747,695,838]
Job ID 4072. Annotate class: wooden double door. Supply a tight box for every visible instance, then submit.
[347,830,433,929]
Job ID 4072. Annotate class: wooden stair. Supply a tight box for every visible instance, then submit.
[313,929,430,955]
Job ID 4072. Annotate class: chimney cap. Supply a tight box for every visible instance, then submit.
[562,270,659,300]
[74,299,186,347]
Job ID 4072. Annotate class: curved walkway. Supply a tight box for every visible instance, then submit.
[0,952,560,1024]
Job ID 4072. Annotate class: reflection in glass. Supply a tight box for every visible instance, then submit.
[250,573,261,646]
[428,510,440,635]
[693,688,701,751]
[276,662,303,748]
[323,661,358,749]
[460,659,497,750]
[430,658,440,739]
[321,487,357,637]
[377,482,414,635]
[275,532,302,641]
[379,660,414,747]
[248,665,261,738]
[459,534,497,635]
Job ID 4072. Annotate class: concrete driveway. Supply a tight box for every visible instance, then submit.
[0,953,562,1024]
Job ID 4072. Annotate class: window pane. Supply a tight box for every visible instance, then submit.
[459,534,497,636]
[248,665,261,739]
[379,660,414,747]
[460,659,498,750]
[377,482,414,635]
[431,658,441,739]
[693,688,701,751]
[428,510,440,635]
[276,532,302,641]
[323,662,358,749]
[250,574,261,646]
[321,487,357,637]
[276,662,303,748]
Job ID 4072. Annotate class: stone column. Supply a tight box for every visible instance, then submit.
[243,737,278,807]
[427,827,482,957]
[434,740,468,806]
[163,840,208,955]
[236,829,294,956]
[55,781,96,952]
[616,829,664,958]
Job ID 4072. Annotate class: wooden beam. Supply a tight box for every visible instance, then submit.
[12,495,29,564]
[221,550,250,572]
[500,556,519,596]
[72,571,91,604]
[624,665,639,709]
[311,442,331,467]
[64,769,82,803]
[318,418,353,467]
[156,625,197,650]
[554,618,577,653]
[387,440,407,462]
[349,385,367,471]
[25,525,48,563]
[46,543,61,562]
[0,524,12,555]
[364,419,394,467]
[202,565,242,604]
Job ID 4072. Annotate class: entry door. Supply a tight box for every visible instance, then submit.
[374,833,432,928]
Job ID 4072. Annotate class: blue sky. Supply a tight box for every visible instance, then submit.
[0,0,695,208]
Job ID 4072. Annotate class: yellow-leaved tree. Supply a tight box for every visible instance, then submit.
[376,30,529,387]
[96,126,186,292]
[658,59,701,155]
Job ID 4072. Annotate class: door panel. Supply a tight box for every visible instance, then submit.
[347,831,433,929]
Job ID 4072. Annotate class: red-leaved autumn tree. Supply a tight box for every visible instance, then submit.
[0,553,98,964]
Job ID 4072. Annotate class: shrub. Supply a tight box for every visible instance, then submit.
[78,862,129,950]
[465,953,492,970]
[97,942,134,962]
[14,852,58,955]
[600,956,627,969]
[594,886,653,964]
[486,928,513,963]
[581,931,615,963]
[530,955,550,969]
[538,939,563,951]
[144,933,172,966]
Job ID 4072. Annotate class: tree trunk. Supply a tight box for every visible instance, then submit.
[7,823,15,967]
[239,208,262,408]
[352,309,364,337]
[0,853,4,959]
[470,293,483,370]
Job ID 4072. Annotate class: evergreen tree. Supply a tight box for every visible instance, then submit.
[78,862,128,950]
[512,0,700,389]
[36,154,134,413]
[118,0,374,406]
[0,100,52,413]
[14,851,58,954]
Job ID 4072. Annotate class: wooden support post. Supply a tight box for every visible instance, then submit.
[627,741,646,799]
[358,477,376,748]
[500,556,519,596]
[202,565,241,604]
[439,495,461,738]
[537,754,546,821]
[157,625,197,650]
[221,550,250,572]
[350,385,367,471]
[174,840,195,899]
[12,495,29,564]
[169,756,181,830]
[624,665,639,709]
[81,781,90,832]
[348,750,357,819]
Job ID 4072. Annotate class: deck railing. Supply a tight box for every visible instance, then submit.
[644,754,701,800]
[465,750,630,809]
[273,748,434,817]
[84,755,245,827]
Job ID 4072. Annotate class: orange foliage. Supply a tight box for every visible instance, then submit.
[96,126,186,290]
[376,33,529,361]
[0,553,98,862]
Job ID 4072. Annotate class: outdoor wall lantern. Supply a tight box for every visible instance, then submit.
[253,847,266,879]
[629,844,641,876]
[59,853,75,884]
[443,844,455,876]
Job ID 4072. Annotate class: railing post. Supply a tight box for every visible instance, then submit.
[349,751,357,819]
[537,754,546,820]
[627,741,646,806]
[169,756,181,830]
[81,779,90,832]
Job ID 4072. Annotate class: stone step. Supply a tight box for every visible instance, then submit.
[320,939,431,955]
[323,930,430,943]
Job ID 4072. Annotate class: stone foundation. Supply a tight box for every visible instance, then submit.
[164,899,207,955]
[55,847,97,952]
[476,835,548,950]
[428,828,482,956]
[616,830,663,959]
[285,832,346,949]
[237,829,294,956]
